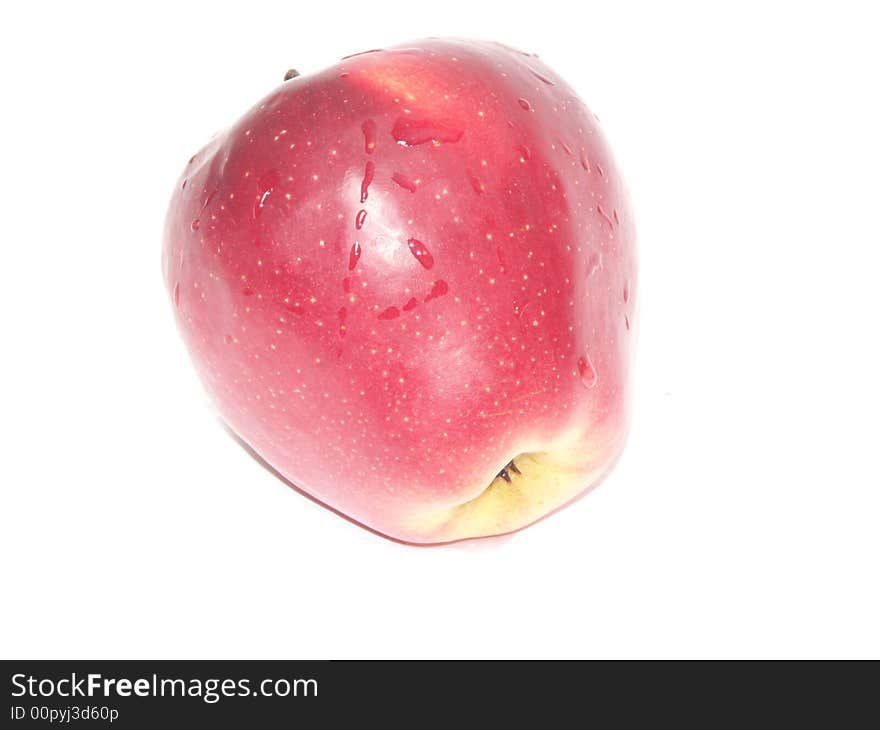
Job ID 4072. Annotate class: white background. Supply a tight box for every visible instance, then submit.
[2,1,878,659]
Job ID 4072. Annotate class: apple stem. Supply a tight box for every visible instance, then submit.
[284,69,300,81]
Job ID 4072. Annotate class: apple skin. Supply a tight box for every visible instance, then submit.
[163,38,636,543]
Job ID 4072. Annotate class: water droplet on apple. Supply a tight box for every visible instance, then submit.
[173,283,180,307]
[469,173,485,194]
[224,334,233,344]
[586,251,603,277]
[338,307,347,337]
[342,48,383,60]
[518,98,531,111]
[378,306,400,320]
[625,315,631,331]
[342,277,351,293]
[529,68,555,85]
[362,119,377,154]
[253,170,280,220]
[392,117,463,146]
[192,189,216,230]
[349,242,362,270]
[285,301,304,315]
[339,72,350,79]
[181,178,187,190]
[355,209,367,229]
[494,41,537,58]
[578,355,598,388]
[623,283,630,303]
[597,204,615,228]
[613,208,620,226]
[407,238,434,269]
[360,161,375,203]
[496,246,507,273]
[579,149,591,172]
[242,287,254,297]
[595,162,606,179]
[424,279,449,302]
[391,172,417,192]
[515,144,531,162]
[403,297,419,311]
[253,191,270,220]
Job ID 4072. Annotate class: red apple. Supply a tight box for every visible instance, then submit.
[163,39,636,543]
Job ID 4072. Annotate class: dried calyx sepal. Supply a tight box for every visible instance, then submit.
[496,460,522,484]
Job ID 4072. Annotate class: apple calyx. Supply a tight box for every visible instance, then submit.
[403,425,611,543]
[496,459,522,483]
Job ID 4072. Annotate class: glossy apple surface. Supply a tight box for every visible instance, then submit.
[163,38,637,542]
